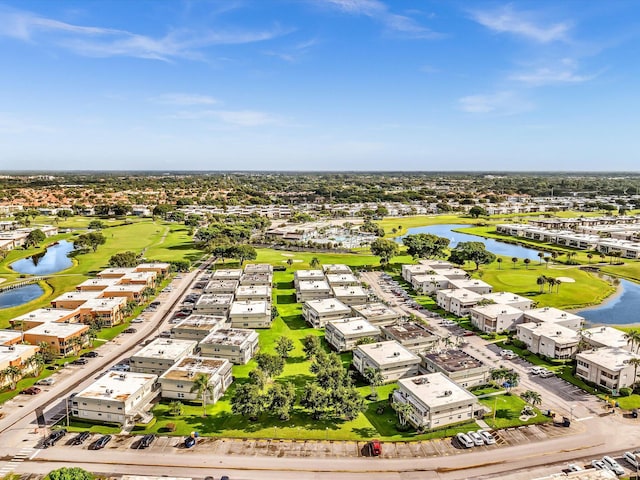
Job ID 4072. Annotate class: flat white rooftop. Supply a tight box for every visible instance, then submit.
[304,298,351,315]
[0,344,38,363]
[294,270,324,280]
[327,317,380,336]
[76,278,120,289]
[244,263,273,273]
[174,315,228,330]
[524,307,584,325]
[136,262,170,270]
[398,372,477,406]
[98,267,136,277]
[200,328,257,346]
[82,297,127,311]
[518,322,580,343]
[322,264,353,274]
[25,322,88,337]
[211,269,243,279]
[443,288,483,303]
[75,371,157,401]
[418,259,454,269]
[582,326,629,349]
[0,330,22,344]
[53,291,102,302]
[325,273,359,284]
[332,285,368,297]
[196,294,234,306]
[577,347,640,372]
[471,304,523,317]
[134,338,197,360]
[352,302,401,319]
[482,291,533,306]
[297,280,331,292]
[235,285,271,296]
[161,356,230,382]
[205,279,239,290]
[449,278,492,290]
[229,300,270,315]
[102,283,146,294]
[121,271,157,282]
[13,308,79,323]
[357,341,419,366]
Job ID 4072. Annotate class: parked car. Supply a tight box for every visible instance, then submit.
[135,434,156,449]
[159,330,171,338]
[567,464,583,472]
[539,370,555,378]
[467,431,485,447]
[81,351,99,358]
[529,366,545,375]
[71,358,88,365]
[131,318,144,324]
[72,431,91,446]
[591,460,607,470]
[43,428,67,448]
[478,430,496,445]
[623,451,639,468]
[20,386,41,395]
[36,377,55,386]
[92,434,112,450]
[367,439,382,456]
[456,432,474,448]
[503,352,518,360]
[123,328,137,334]
[499,350,512,356]
[110,364,130,372]
[602,455,625,476]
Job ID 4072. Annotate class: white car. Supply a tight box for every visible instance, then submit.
[478,430,496,445]
[602,456,625,476]
[539,370,555,378]
[591,460,607,470]
[623,451,639,468]
[467,431,485,446]
[456,432,474,448]
[567,464,583,472]
[529,366,545,375]
[36,378,55,386]
[503,352,518,360]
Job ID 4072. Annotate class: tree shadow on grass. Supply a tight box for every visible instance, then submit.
[281,314,309,330]
[276,281,294,289]
[276,294,296,304]
[494,408,517,420]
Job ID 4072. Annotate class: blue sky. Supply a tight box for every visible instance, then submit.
[0,0,638,171]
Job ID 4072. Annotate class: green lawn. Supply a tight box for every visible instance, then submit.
[479,394,550,429]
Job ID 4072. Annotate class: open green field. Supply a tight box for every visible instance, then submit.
[0,218,203,327]
[479,394,550,429]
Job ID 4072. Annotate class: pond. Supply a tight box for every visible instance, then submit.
[580,279,640,326]
[0,283,45,309]
[397,224,542,261]
[10,240,74,275]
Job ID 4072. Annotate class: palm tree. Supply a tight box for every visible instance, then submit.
[555,278,562,293]
[551,251,559,263]
[537,252,545,264]
[168,400,183,416]
[27,353,45,377]
[309,257,320,269]
[547,277,557,293]
[503,371,520,394]
[524,258,531,270]
[587,253,593,264]
[536,275,547,293]
[496,258,502,270]
[1,366,23,390]
[286,258,294,269]
[599,252,606,262]
[565,252,576,263]
[543,256,550,269]
[521,390,542,407]
[38,341,54,363]
[624,330,640,353]
[628,358,640,388]
[511,257,518,269]
[393,401,414,427]
[190,373,214,416]
[364,367,384,400]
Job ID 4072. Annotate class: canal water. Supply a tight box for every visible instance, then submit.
[580,279,640,326]
[398,224,542,261]
[10,240,74,275]
[0,283,45,309]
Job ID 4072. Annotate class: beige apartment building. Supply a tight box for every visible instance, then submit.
[23,323,89,357]
[352,341,421,383]
[199,328,259,364]
[302,298,352,328]
[228,300,272,328]
[12,308,82,330]
[351,302,402,327]
[159,356,233,403]
[194,294,234,316]
[325,317,381,352]
[421,349,491,388]
[129,338,197,375]
[171,315,229,342]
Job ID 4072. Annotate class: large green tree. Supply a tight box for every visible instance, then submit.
[24,229,46,248]
[47,467,94,480]
[448,241,496,270]
[370,238,399,266]
[402,233,450,259]
[190,373,214,416]
[231,382,264,420]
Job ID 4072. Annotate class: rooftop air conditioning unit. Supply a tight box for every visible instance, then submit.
[8,345,15,351]
[393,351,400,357]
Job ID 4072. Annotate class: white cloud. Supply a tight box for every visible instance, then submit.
[0,6,288,61]
[470,5,571,43]
[263,38,319,63]
[509,59,599,86]
[320,0,440,39]
[458,91,533,115]
[152,93,218,106]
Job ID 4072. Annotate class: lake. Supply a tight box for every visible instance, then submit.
[11,240,74,275]
[0,283,45,309]
[580,279,640,326]
[397,224,542,260]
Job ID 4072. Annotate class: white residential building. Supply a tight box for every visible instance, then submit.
[211,269,243,281]
[70,371,158,425]
[296,280,332,303]
[302,298,352,328]
[448,278,493,295]
[171,315,229,342]
[576,348,640,391]
[159,356,233,403]
[481,292,535,311]
[382,322,440,354]
[194,294,234,316]
[129,338,197,375]
[325,273,360,287]
[582,326,630,350]
[352,341,420,383]
[420,350,491,388]
[293,270,324,286]
[322,264,353,275]
[331,285,369,306]
[469,304,524,333]
[228,300,272,329]
[235,285,272,302]
[516,322,580,359]
[351,302,402,327]
[325,318,381,352]
[199,328,259,364]
[203,280,239,295]
[523,307,584,330]
[411,274,450,295]
[436,289,483,316]
[392,373,479,430]
[239,272,273,287]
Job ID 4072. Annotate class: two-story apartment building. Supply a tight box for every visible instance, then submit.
[421,350,491,388]
[331,285,369,306]
[516,322,580,359]
[351,303,402,327]
[199,328,259,364]
[576,348,640,391]
[171,315,229,342]
[193,294,234,316]
[302,298,352,328]
[159,356,233,403]
[469,304,524,333]
[228,300,272,329]
[352,341,420,383]
[129,338,197,375]
[382,322,439,354]
[325,318,381,352]
[296,280,332,303]
[23,323,89,357]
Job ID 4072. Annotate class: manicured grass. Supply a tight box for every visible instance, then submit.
[65,420,121,435]
[479,394,550,429]
[613,395,640,410]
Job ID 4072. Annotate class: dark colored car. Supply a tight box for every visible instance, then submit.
[81,351,99,358]
[135,434,156,449]
[20,386,41,395]
[43,428,67,448]
[72,431,91,446]
[92,434,112,450]
[220,476,230,480]
[184,436,196,448]
[71,358,88,365]
[123,328,137,334]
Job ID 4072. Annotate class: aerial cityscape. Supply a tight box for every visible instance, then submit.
[1,1,640,480]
